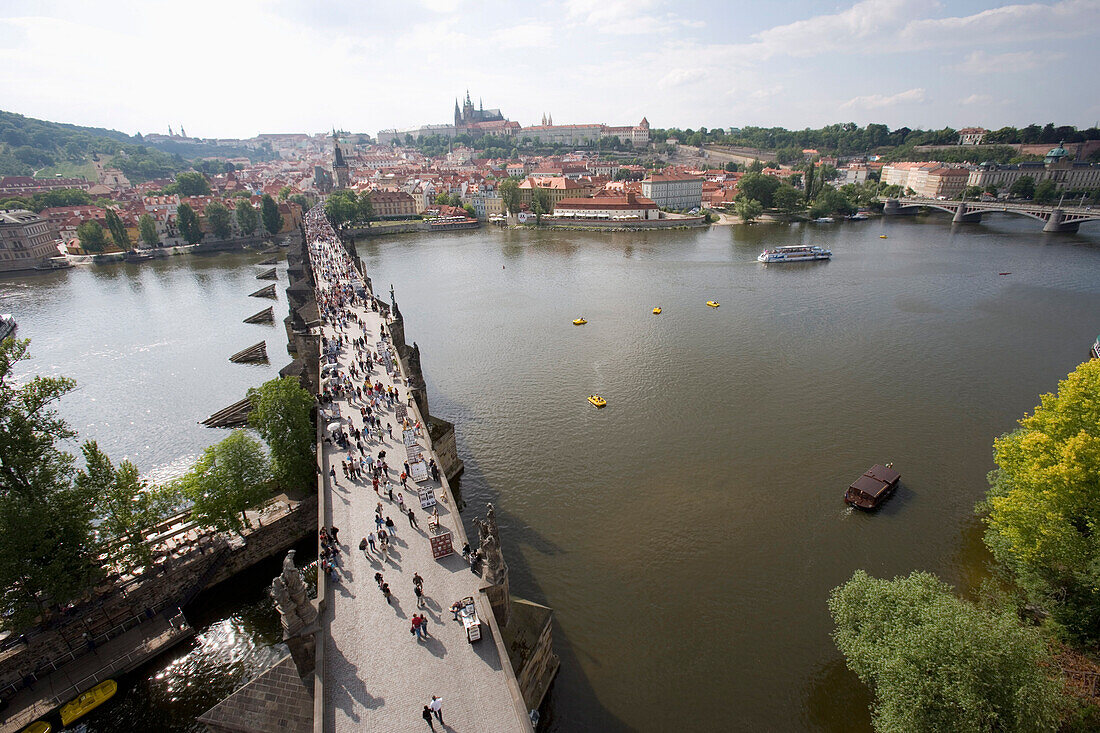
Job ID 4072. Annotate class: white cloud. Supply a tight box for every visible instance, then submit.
[841,88,927,110]
[955,50,1063,73]
[901,0,1100,45]
[960,93,993,106]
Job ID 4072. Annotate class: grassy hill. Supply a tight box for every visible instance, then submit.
[0,110,272,183]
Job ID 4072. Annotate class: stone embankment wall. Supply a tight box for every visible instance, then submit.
[541,215,707,230]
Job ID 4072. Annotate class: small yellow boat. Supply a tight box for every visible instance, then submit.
[60,679,117,726]
[706,301,720,308]
[587,395,606,408]
[652,307,662,315]
[572,318,587,326]
[21,722,51,733]
[879,234,888,239]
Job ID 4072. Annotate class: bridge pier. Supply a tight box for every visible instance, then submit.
[952,204,982,224]
[1042,209,1080,233]
[883,199,917,216]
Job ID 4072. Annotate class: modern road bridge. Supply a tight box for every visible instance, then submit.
[882,197,1100,232]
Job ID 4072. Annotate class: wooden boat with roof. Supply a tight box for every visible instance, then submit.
[844,464,901,510]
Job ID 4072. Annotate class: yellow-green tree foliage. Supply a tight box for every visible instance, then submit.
[982,359,1100,640]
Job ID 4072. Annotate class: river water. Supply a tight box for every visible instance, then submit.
[2,217,1098,731]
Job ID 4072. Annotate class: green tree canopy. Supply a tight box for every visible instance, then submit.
[323,190,359,228]
[248,377,315,492]
[175,171,211,196]
[236,200,259,235]
[499,178,520,214]
[277,185,293,202]
[737,173,780,208]
[204,200,232,239]
[981,359,1100,641]
[357,191,374,221]
[138,213,159,247]
[1010,176,1035,199]
[181,430,271,534]
[829,570,1063,733]
[1033,179,1057,205]
[531,189,551,222]
[76,441,175,571]
[176,202,203,244]
[0,339,99,628]
[772,183,803,215]
[261,194,283,236]
[103,208,130,251]
[735,198,763,223]
[76,220,108,252]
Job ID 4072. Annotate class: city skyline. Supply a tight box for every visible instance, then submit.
[1,0,1098,139]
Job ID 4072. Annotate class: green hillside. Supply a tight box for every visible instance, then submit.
[0,110,272,183]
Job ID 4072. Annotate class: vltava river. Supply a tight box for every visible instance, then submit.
[2,216,1098,731]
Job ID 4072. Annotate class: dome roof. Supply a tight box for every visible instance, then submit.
[1045,141,1069,161]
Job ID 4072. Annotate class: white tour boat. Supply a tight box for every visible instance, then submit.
[757,245,832,263]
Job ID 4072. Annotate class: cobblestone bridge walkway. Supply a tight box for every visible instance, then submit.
[304,207,529,733]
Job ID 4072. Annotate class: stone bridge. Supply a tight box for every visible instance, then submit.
[882,197,1100,232]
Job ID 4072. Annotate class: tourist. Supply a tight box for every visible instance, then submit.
[450,601,463,621]
[397,492,405,512]
[429,695,443,724]
[374,572,383,587]
[462,542,471,562]
[385,516,397,537]
[381,582,392,604]
[416,614,430,637]
[414,584,425,608]
[422,705,435,730]
[407,507,419,529]
[359,537,367,556]
[330,526,340,544]
[367,532,377,553]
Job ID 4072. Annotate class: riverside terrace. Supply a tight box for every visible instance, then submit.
[303,207,533,732]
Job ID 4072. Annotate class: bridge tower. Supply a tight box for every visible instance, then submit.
[1043,208,1080,233]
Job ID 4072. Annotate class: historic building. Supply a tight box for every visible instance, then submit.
[331,133,350,190]
[367,190,417,218]
[0,210,62,272]
[966,143,1100,192]
[553,192,659,220]
[454,91,505,133]
[641,172,704,209]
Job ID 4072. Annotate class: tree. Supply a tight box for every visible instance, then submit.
[499,179,521,214]
[277,185,293,202]
[76,220,108,252]
[804,161,816,204]
[236,200,259,235]
[830,570,1062,733]
[138,213,159,247]
[961,185,984,199]
[248,377,315,492]
[103,209,131,251]
[772,184,803,216]
[176,202,203,244]
[748,159,765,173]
[181,430,271,534]
[204,201,232,239]
[0,339,99,629]
[76,441,173,571]
[531,189,552,223]
[1010,176,1035,199]
[174,171,211,196]
[288,193,311,210]
[357,191,374,222]
[323,190,359,228]
[1033,179,1058,205]
[735,198,763,223]
[981,360,1100,641]
[737,173,780,209]
[261,194,283,236]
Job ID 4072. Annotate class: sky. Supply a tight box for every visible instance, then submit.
[1,0,1098,139]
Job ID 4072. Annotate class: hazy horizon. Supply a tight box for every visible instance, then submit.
[2,0,1098,140]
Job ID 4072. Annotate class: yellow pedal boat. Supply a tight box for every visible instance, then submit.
[652,307,662,315]
[60,679,117,726]
[587,395,606,408]
[572,318,587,325]
[879,234,888,238]
[706,301,720,308]
[21,722,51,733]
